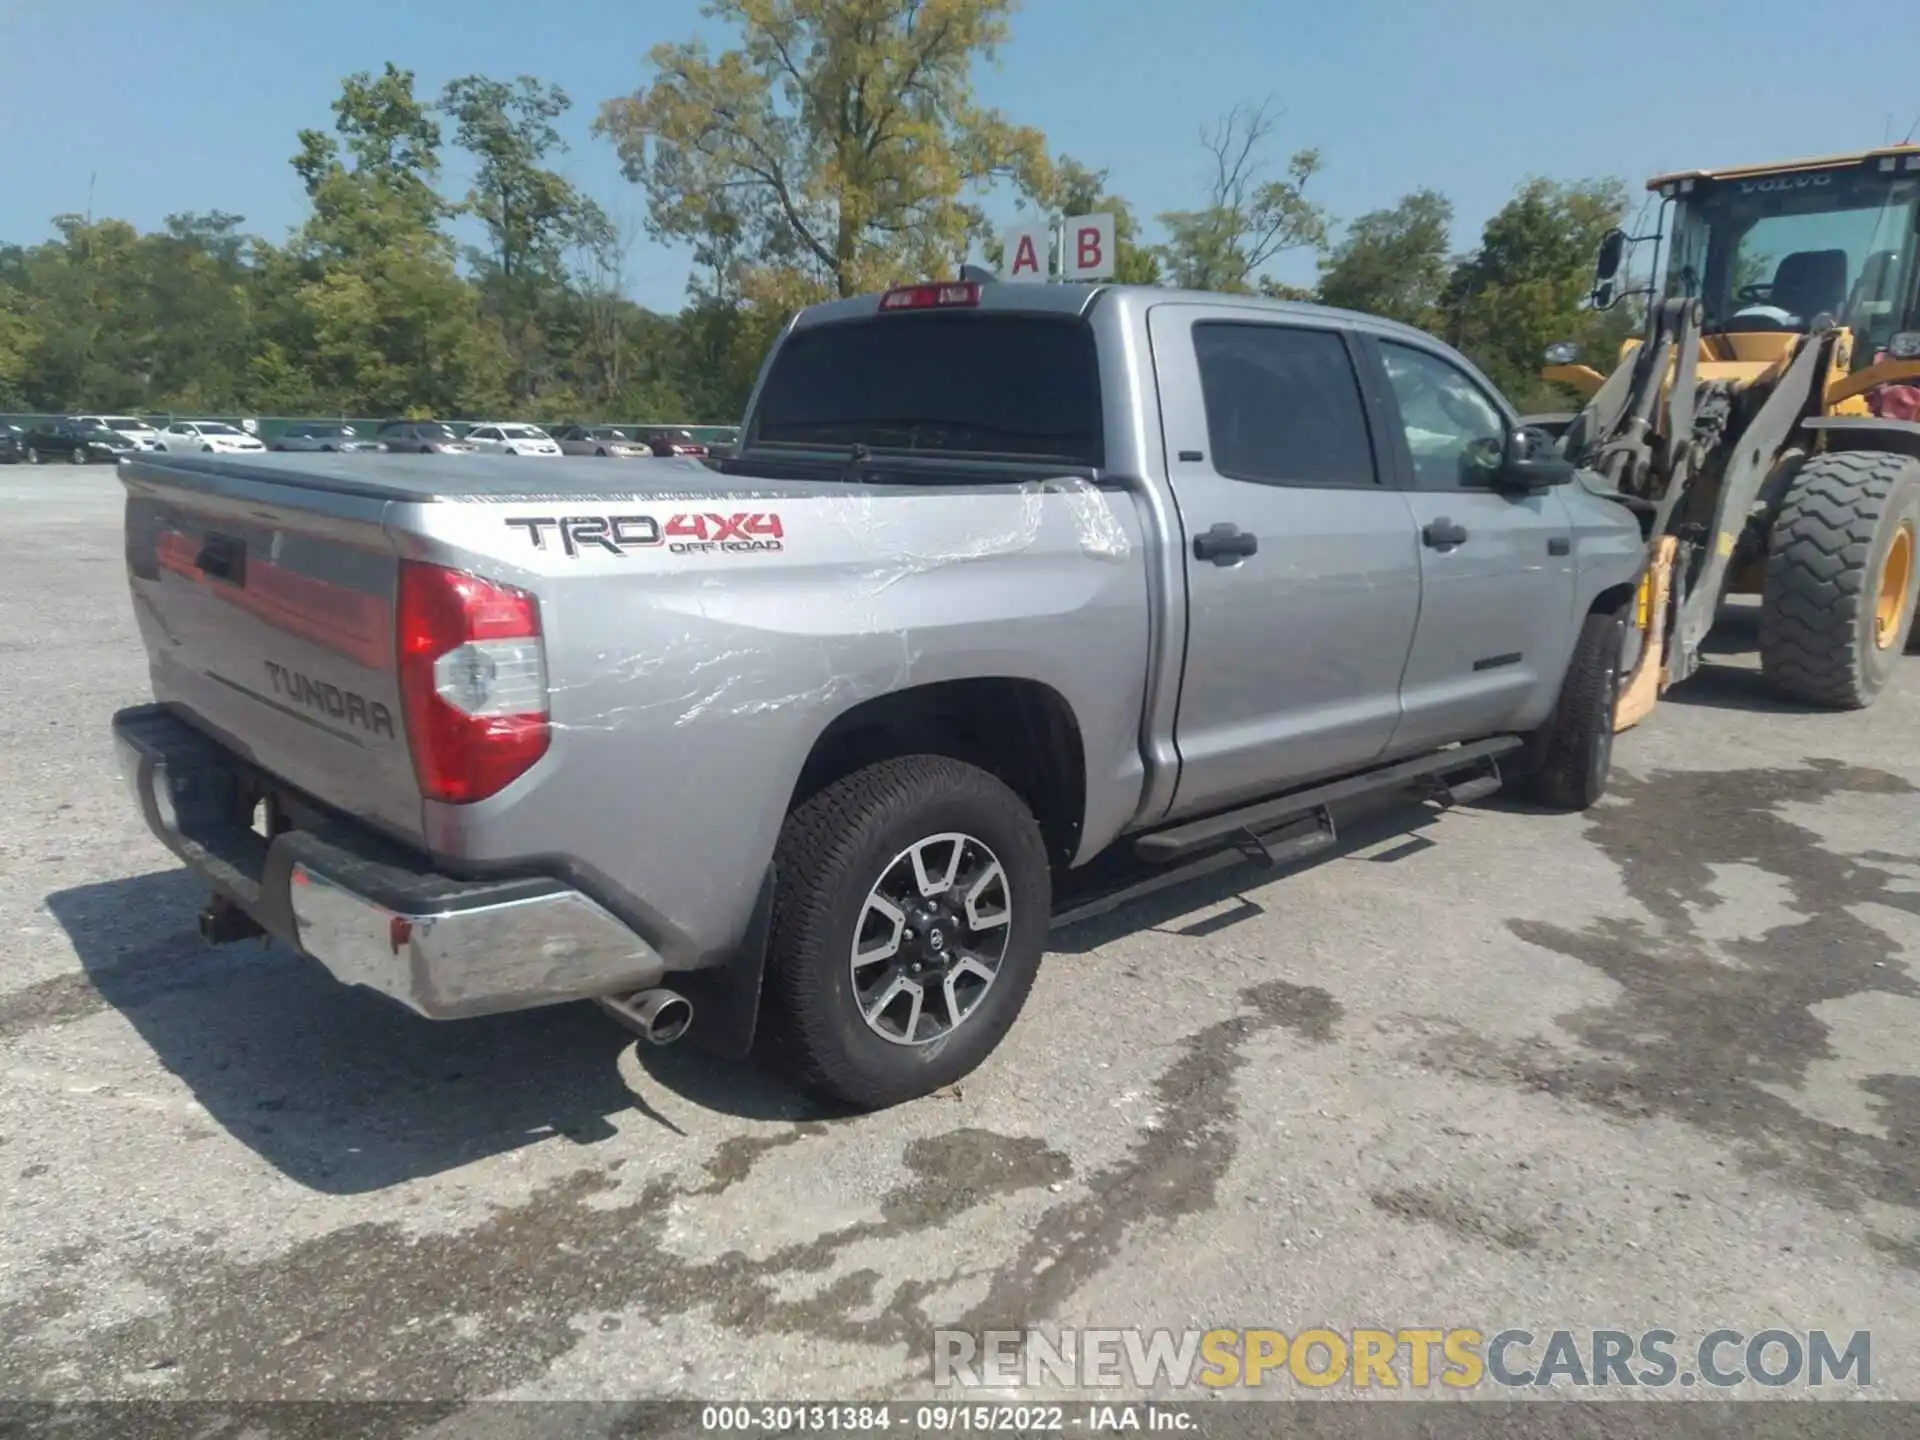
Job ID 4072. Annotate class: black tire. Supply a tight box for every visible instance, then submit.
[1514,604,1628,811]
[764,755,1051,1109]
[1759,450,1920,707]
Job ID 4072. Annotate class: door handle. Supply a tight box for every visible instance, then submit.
[1422,518,1469,549]
[1193,522,1259,566]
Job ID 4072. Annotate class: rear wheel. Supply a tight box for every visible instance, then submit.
[1759,450,1920,707]
[1514,604,1627,811]
[68,447,86,465]
[764,755,1051,1109]
[24,447,39,465]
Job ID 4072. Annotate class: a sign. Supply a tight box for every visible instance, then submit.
[1000,223,1051,283]
[1062,212,1115,281]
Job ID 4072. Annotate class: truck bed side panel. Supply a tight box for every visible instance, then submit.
[396,483,1151,964]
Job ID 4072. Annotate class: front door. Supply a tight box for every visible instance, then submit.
[1149,306,1425,820]
[1369,338,1578,754]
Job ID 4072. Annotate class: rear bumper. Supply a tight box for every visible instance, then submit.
[110,704,668,1018]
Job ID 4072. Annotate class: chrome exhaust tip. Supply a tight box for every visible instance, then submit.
[598,988,694,1046]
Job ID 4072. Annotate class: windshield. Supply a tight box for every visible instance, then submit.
[592,426,631,439]
[98,416,147,429]
[497,424,549,439]
[1668,168,1920,351]
[197,422,244,436]
[750,312,1104,465]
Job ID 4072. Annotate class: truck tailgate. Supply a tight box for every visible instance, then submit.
[121,458,424,841]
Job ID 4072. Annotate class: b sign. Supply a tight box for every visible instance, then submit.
[1063,212,1115,281]
[1001,223,1051,283]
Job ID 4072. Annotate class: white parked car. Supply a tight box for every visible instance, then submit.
[154,421,267,455]
[464,422,562,457]
[74,415,162,450]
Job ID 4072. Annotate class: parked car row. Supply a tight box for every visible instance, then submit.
[1,415,728,466]
[279,420,713,458]
[8,419,146,465]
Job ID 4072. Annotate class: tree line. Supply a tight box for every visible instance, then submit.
[0,0,1641,425]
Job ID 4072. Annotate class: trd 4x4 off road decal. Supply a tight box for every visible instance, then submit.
[505,512,784,557]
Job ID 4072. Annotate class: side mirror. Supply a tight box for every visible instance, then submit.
[1495,426,1575,491]
[1590,228,1626,310]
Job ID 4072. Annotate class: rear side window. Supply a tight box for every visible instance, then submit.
[1192,323,1377,487]
[750,313,1104,465]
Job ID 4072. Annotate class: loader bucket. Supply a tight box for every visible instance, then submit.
[1614,535,1681,734]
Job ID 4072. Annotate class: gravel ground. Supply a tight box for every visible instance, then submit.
[1,467,1917,1428]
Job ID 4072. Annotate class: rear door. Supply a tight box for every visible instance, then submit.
[1149,305,1424,819]
[1365,336,1577,752]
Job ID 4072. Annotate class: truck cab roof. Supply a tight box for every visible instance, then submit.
[789,280,1448,352]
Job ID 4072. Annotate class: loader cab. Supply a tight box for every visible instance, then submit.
[1597,148,1920,376]
[1662,158,1920,369]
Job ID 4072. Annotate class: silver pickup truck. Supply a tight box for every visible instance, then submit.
[111,280,1644,1109]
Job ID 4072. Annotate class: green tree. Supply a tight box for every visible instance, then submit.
[1441,176,1635,403]
[140,213,261,408]
[442,77,610,286]
[595,0,1054,300]
[1157,102,1325,294]
[1046,157,1160,285]
[294,62,447,236]
[281,65,505,415]
[440,75,613,406]
[1315,188,1454,328]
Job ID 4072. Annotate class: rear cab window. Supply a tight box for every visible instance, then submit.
[747,311,1104,468]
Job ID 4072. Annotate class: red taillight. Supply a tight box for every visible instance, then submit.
[396,561,549,804]
[878,281,981,311]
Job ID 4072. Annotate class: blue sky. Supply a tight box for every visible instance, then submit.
[0,0,1895,311]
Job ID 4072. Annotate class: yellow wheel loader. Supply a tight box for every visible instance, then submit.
[1540,145,1920,730]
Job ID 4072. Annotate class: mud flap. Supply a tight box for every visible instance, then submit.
[679,865,776,1060]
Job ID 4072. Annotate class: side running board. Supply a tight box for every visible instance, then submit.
[1132,736,1522,864]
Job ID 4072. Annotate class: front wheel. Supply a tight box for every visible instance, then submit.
[68,447,87,465]
[24,447,39,465]
[764,755,1052,1109]
[1513,605,1628,811]
[1760,450,1920,705]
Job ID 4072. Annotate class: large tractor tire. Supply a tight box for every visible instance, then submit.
[1759,450,1920,707]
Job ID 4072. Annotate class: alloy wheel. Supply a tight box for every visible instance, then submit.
[849,832,1012,1046]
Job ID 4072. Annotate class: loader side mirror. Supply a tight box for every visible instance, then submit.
[1494,426,1575,491]
[1591,229,1627,310]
